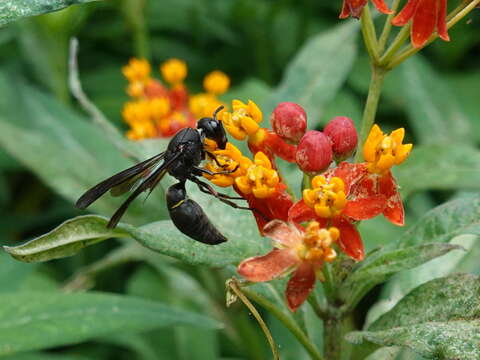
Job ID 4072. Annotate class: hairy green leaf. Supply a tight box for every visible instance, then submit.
[0,291,219,356]
[4,216,128,262]
[395,144,480,197]
[339,243,462,311]
[266,21,358,125]
[0,0,97,26]
[348,274,480,359]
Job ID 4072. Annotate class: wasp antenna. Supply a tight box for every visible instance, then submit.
[213,105,225,121]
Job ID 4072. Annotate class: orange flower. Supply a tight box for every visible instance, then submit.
[339,0,392,19]
[392,0,450,48]
[238,220,339,311]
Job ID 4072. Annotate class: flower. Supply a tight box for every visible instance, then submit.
[289,167,386,260]
[121,58,231,140]
[271,102,307,144]
[351,124,413,226]
[222,100,262,141]
[323,116,358,161]
[392,0,449,48]
[295,130,333,174]
[238,220,339,311]
[248,128,297,164]
[339,0,392,19]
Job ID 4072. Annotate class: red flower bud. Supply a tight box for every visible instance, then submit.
[296,130,333,174]
[144,80,168,99]
[271,102,307,144]
[323,116,358,161]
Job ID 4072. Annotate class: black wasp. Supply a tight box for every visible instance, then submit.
[76,106,253,245]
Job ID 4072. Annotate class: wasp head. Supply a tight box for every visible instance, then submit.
[197,106,227,149]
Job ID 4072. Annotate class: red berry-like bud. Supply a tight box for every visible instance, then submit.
[296,130,333,174]
[144,80,168,99]
[323,116,358,161]
[271,102,307,144]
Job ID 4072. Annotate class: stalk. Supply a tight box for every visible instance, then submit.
[377,0,402,52]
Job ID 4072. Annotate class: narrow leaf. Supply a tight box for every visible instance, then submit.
[0,0,98,26]
[0,291,219,356]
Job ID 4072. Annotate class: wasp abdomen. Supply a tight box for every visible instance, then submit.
[167,182,227,245]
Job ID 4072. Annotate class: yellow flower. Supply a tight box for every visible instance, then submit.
[189,93,224,119]
[203,143,252,187]
[203,70,230,95]
[160,58,187,85]
[149,98,171,120]
[303,176,347,218]
[222,99,262,140]
[296,221,339,263]
[363,124,413,174]
[122,58,151,83]
[122,100,151,125]
[235,152,279,198]
[126,121,157,141]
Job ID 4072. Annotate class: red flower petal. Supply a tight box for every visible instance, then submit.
[371,0,393,14]
[411,0,438,48]
[286,262,316,311]
[343,195,386,220]
[238,249,299,282]
[392,0,418,26]
[378,173,405,226]
[334,218,364,261]
[267,183,294,223]
[339,1,351,18]
[288,200,317,224]
[437,0,450,41]
[263,220,303,247]
[328,162,368,195]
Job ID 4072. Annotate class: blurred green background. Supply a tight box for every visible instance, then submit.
[0,0,479,359]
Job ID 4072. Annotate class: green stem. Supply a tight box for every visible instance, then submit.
[354,65,387,162]
[360,5,379,62]
[242,287,324,360]
[322,262,336,303]
[387,0,480,69]
[324,313,354,360]
[377,0,402,52]
[379,24,410,64]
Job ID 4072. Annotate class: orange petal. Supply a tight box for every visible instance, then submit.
[339,0,350,18]
[378,172,405,226]
[288,200,317,224]
[286,262,316,312]
[343,195,386,220]
[334,218,364,261]
[263,220,302,248]
[437,0,450,42]
[371,0,393,14]
[411,0,438,48]
[392,0,418,26]
[329,162,367,195]
[238,249,299,282]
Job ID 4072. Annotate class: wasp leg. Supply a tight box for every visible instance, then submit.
[205,151,227,168]
[189,175,245,200]
[189,176,269,222]
[194,165,240,177]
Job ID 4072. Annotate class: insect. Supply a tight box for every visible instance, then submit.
[76,106,255,245]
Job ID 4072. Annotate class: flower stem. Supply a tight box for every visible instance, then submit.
[354,65,387,162]
[379,24,410,64]
[360,5,379,62]
[241,287,324,360]
[324,313,354,360]
[387,0,480,69]
[377,0,402,52]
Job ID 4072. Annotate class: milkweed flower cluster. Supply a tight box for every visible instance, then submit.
[122,58,230,140]
[202,99,412,311]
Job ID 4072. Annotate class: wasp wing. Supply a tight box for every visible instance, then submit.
[76,152,165,209]
[107,151,182,228]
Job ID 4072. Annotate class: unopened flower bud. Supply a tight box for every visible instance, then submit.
[296,130,333,174]
[323,116,358,161]
[271,102,307,144]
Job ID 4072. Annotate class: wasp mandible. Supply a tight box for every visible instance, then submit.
[76,106,256,245]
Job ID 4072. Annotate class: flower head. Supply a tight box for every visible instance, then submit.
[203,70,230,95]
[238,220,338,311]
[122,58,151,83]
[303,176,347,218]
[222,100,262,140]
[160,58,187,85]
[392,0,449,48]
[340,0,392,19]
[235,152,279,199]
[363,124,412,175]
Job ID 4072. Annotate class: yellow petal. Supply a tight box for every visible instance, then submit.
[363,124,384,162]
[254,152,271,168]
[314,204,331,218]
[253,186,274,199]
[334,191,347,210]
[225,124,247,140]
[390,127,405,146]
[330,177,345,192]
[395,143,413,165]
[240,116,260,135]
[212,176,234,187]
[311,176,326,189]
[247,100,263,123]
[235,176,252,194]
[303,189,317,207]
[232,99,247,111]
[329,227,340,242]
[376,153,395,172]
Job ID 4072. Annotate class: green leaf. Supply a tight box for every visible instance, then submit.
[339,243,462,311]
[6,214,268,267]
[0,0,97,26]
[347,274,480,359]
[3,215,129,262]
[265,21,358,125]
[395,144,480,197]
[0,291,219,356]
[398,195,480,248]
[400,56,473,145]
